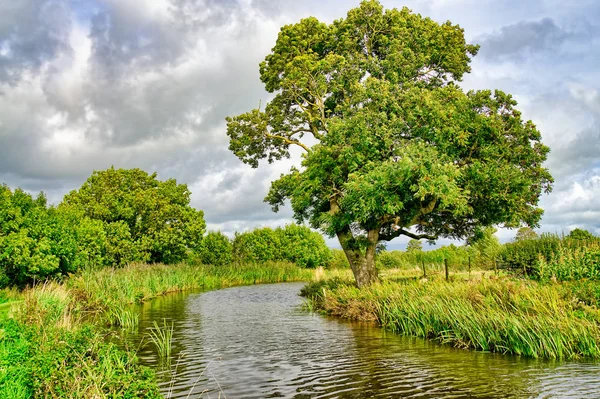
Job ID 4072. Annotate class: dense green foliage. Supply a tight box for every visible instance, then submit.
[0,168,207,287]
[226,0,553,286]
[195,231,233,266]
[233,224,331,268]
[0,186,108,287]
[63,167,206,264]
[568,228,596,241]
[499,233,600,280]
[0,319,160,399]
[303,277,600,359]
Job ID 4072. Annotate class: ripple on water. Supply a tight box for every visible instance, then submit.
[123,283,600,399]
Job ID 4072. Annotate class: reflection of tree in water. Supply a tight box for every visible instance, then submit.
[121,284,600,398]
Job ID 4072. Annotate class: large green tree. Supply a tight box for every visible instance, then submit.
[62,167,206,264]
[226,1,553,287]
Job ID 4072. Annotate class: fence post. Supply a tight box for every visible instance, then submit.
[444,258,449,282]
[468,256,471,276]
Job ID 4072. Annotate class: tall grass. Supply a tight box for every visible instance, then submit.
[65,261,314,325]
[147,319,175,359]
[537,242,600,281]
[303,277,600,359]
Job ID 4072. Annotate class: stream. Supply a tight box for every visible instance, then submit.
[123,282,600,398]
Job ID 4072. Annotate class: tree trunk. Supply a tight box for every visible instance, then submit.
[337,229,379,288]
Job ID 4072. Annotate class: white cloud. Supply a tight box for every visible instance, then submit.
[0,0,599,248]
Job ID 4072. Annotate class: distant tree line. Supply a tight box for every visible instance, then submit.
[1,167,596,288]
[0,167,331,288]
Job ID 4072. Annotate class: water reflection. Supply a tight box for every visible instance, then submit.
[123,283,600,398]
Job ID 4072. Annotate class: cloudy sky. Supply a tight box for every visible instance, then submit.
[1,0,599,248]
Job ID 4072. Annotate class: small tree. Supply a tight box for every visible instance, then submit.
[406,239,423,253]
[472,227,502,270]
[514,227,538,241]
[197,231,233,266]
[226,1,552,287]
[568,228,595,241]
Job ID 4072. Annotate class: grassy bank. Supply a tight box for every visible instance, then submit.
[302,274,600,359]
[0,262,317,398]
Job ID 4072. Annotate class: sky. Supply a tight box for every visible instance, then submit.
[0,0,599,249]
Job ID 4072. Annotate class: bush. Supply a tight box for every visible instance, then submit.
[500,233,600,280]
[499,233,561,276]
[276,224,331,268]
[62,167,206,264]
[232,224,331,268]
[233,227,281,264]
[196,231,233,266]
[0,187,72,286]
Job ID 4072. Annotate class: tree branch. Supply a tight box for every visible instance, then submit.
[379,226,437,242]
[265,132,310,152]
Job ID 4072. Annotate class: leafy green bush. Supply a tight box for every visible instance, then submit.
[0,186,73,286]
[196,231,233,266]
[233,227,281,263]
[232,225,331,267]
[499,233,559,276]
[276,224,331,268]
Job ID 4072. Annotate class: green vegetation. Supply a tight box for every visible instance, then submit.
[499,233,600,280]
[226,0,552,287]
[233,224,331,268]
[0,167,207,288]
[0,262,318,398]
[62,167,206,265]
[302,274,600,359]
[147,319,175,360]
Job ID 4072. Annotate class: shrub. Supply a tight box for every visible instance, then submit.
[276,224,331,268]
[499,233,561,276]
[232,224,331,268]
[500,233,600,280]
[196,231,233,266]
[233,227,281,263]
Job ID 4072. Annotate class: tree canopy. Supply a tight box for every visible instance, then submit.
[226,0,553,286]
[514,227,538,242]
[62,167,206,264]
[568,228,595,241]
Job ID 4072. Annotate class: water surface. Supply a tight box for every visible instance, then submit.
[124,282,600,398]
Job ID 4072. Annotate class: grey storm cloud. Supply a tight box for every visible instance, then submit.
[0,0,599,244]
[476,18,569,60]
[0,0,71,84]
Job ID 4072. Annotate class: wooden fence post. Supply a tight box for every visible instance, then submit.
[444,258,449,282]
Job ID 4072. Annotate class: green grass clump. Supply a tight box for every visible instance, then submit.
[0,318,161,399]
[303,277,600,359]
[147,319,174,360]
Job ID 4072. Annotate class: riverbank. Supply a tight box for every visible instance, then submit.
[302,273,600,359]
[0,262,317,398]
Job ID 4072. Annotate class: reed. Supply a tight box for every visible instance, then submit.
[147,319,175,360]
[303,277,600,359]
